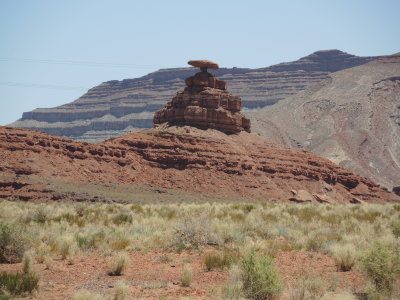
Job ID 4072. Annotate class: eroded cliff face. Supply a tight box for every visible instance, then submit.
[252,54,400,189]
[11,50,376,142]
[1,126,398,203]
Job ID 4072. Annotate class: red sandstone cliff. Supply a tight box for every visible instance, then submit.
[1,125,398,203]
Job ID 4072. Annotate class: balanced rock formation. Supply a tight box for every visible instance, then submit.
[10,50,377,142]
[1,125,399,203]
[153,60,251,133]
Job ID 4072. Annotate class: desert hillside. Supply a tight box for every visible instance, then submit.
[252,54,400,190]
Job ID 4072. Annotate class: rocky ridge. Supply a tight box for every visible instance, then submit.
[252,54,400,190]
[1,125,398,203]
[11,50,377,142]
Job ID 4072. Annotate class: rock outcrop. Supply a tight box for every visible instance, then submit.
[10,50,377,142]
[252,54,400,189]
[1,125,399,203]
[153,60,250,133]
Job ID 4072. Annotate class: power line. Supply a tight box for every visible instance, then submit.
[0,81,88,91]
[0,57,177,69]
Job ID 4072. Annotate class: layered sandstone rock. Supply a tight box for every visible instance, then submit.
[1,126,399,203]
[153,61,251,133]
[11,50,377,142]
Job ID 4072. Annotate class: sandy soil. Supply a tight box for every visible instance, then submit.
[0,249,365,299]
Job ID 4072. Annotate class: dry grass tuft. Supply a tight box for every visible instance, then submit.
[329,243,357,271]
[113,280,129,300]
[107,252,130,276]
[72,289,104,300]
[181,263,193,287]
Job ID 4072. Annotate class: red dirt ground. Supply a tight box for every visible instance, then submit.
[0,250,365,299]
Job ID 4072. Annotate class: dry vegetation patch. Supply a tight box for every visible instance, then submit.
[0,200,399,299]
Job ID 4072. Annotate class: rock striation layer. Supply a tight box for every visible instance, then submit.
[10,50,377,142]
[0,125,399,203]
[153,61,251,133]
[252,54,400,190]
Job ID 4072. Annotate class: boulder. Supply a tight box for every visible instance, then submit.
[289,190,316,202]
[393,186,400,196]
[313,193,334,203]
[350,197,366,204]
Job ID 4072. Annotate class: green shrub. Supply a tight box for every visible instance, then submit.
[290,276,327,300]
[22,252,32,275]
[175,243,185,253]
[35,242,51,263]
[156,206,177,220]
[107,252,129,276]
[305,236,324,252]
[175,213,219,247]
[130,204,144,214]
[230,204,255,213]
[53,212,85,227]
[305,231,341,252]
[204,250,238,271]
[302,277,326,299]
[108,231,131,250]
[74,204,89,217]
[359,241,400,296]
[181,263,192,287]
[59,237,77,260]
[0,272,39,296]
[75,230,105,250]
[205,252,223,271]
[32,206,50,224]
[44,256,53,270]
[0,222,27,263]
[392,220,400,238]
[112,213,133,225]
[222,264,243,300]
[241,249,281,300]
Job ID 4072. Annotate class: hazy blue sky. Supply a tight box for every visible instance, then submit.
[1,0,399,125]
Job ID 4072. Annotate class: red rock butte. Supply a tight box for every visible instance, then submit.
[153,60,251,133]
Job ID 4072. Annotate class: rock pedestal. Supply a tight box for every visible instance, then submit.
[153,60,251,133]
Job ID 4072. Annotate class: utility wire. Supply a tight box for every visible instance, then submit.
[0,81,88,91]
[0,57,178,69]
[0,58,184,91]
